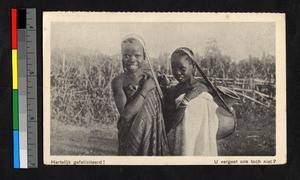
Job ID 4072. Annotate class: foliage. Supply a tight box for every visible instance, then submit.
[156,40,275,82]
[51,51,122,125]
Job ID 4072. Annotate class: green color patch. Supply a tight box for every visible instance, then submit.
[13,90,19,130]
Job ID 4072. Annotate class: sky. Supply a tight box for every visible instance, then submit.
[51,22,275,61]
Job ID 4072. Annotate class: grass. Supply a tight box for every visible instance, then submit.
[50,120,118,156]
[218,130,275,156]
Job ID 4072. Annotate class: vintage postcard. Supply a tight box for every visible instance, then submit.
[43,12,286,165]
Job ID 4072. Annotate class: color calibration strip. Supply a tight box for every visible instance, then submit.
[12,8,38,169]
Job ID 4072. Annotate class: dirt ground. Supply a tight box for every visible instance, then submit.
[50,117,275,156]
[50,121,118,155]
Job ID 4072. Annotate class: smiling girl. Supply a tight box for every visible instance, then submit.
[164,47,219,156]
[111,34,170,156]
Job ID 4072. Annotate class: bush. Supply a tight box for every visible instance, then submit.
[51,51,121,126]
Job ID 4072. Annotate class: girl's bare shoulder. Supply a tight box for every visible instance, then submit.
[112,73,126,88]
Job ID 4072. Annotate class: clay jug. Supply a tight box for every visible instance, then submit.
[213,86,240,140]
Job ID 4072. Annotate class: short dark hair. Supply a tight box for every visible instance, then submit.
[171,47,195,66]
[122,38,140,44]
[121,37,146,60]
[121,38,144,52]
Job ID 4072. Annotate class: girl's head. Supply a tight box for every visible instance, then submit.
[171,47,196,83]
[121,34,146,73]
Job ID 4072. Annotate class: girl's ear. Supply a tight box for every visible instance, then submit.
[192,66,197,76]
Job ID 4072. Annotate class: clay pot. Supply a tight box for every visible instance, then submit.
[213,86,240,140]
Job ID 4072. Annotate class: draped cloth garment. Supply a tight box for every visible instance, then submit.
[117,34,170,155]
[117,88,170,156]
[169,92,219,156]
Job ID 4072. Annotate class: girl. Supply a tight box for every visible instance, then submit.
[111,34,170,156]
[164,47,219,156]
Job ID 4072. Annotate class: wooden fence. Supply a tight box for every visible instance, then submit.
[165,75,276,107]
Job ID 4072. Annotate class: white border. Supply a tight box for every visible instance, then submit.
[43,12,286,165]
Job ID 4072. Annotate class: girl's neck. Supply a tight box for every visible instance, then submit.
[187,76,197,85]
[126,68,143,77]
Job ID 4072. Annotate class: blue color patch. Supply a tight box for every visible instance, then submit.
[13,130,20,168]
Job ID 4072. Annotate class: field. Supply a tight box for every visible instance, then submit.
[50,120,118,155]
[50,107,275,156]
[50,47,275,156]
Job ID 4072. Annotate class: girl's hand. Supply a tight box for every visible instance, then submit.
[157,73,170,87]
[187,80,203,90]
[141,74,156,92]
[185,86,203,101]
[173,80,199,98]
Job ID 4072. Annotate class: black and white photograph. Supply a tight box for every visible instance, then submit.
[43,12,286,165]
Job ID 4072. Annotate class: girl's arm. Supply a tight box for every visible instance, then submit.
[167,84,205,131]
[112,75,155,122]
[168,102,187,131]
[162,85,185,132]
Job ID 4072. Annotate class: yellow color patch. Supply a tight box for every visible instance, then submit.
[12,49,18,89]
